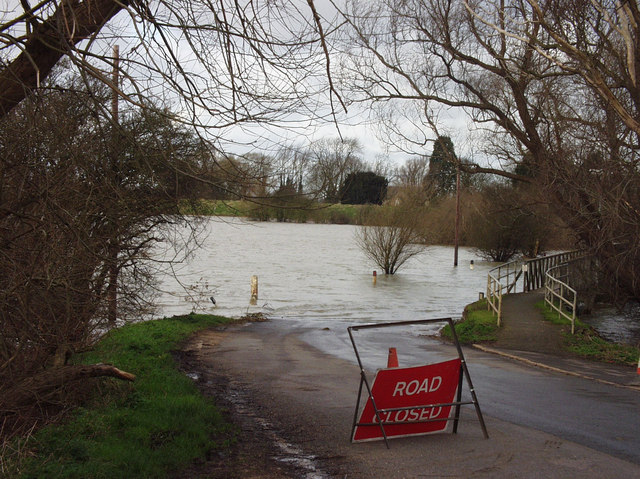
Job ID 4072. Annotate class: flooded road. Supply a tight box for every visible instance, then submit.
[154,218,494,333]
[153,217,640,361]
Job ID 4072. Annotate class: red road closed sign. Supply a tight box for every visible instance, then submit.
[353,358,461,442]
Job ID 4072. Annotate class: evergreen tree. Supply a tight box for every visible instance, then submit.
[340,171,388,204]
[427,136,457,196]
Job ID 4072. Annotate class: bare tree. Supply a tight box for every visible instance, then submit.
[274,143,312,195]
[0,1,339,126]
[469,0,640,302]
[390,156,428,205]
[0,0,337,432]
[355,207,425,274]
[0,75,215,429]
[307,136,364,202]
[518,0,640,138]
[337,0,640,302]
[468,184,552,262]
[370,152,398,185]
[0,0,341,207]
[397,157,429,189]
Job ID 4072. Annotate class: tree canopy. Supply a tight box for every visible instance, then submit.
[427,136,457,197]
[340,171,388,205]
[338,0,640,302]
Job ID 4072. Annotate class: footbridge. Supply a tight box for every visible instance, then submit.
[486,251,587,332]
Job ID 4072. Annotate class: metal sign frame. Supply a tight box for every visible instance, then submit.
[348,318,489,448]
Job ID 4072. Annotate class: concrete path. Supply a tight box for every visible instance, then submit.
[477,291,640,390]
[177,291,640,478]
[494,291,566,354]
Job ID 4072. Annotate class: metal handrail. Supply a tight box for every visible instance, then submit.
[486,251,583,326]
[486,259,522,326]
[522,251,584,291]
[544,263,579,334]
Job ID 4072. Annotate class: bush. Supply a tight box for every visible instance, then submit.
[468,184,550,261]
[355,206,425,274]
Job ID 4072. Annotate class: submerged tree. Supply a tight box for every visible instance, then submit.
[355,207,425,274]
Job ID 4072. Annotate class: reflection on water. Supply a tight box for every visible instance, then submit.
[154,218,494,332]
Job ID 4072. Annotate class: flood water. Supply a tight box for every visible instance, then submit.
[154,218,493,331]
[152,217,639,366]
[584,302,640,345]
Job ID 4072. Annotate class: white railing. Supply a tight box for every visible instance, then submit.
[544,262,583,335]
[486,259,523,326]
[486,251,583,326]
[522,251,584,291]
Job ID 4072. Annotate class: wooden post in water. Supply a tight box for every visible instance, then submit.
[250,275,258,305]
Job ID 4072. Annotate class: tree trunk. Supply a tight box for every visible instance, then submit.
[0,0,128,117]
[0,364,135,415]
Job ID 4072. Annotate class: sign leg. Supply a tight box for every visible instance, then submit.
[452,364,464,434]
[350,375,365,443]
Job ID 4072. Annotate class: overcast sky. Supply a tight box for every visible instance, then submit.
[1,0,479,167]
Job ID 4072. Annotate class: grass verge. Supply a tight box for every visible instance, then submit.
[178,199,365,224]
[535,301,639,366]
[15,313,235,479]
[441,299,499,344]
[180,199,251,216]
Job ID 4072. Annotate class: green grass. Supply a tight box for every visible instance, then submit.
[178,199,366,224]
[564,329,639,365]
[18,313,235,479]
[179,199,251,216]
[535,301,639,366]
[534,299,578,326]
[441,299,499,344]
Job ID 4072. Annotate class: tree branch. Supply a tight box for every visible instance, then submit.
[0,363,135,414]
[0,0,130,117]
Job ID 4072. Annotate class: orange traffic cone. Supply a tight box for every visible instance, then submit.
[387,347,399,368]
[637,356,640,375]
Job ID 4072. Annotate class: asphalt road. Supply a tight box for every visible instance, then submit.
[462,348,640,464]
[188,320,640,478]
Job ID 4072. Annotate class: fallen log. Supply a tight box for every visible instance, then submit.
[0,364,135,415]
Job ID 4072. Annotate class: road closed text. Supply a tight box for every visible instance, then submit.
[392,376,442,396]
[373,406,443,424]
[352,358,462,442]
